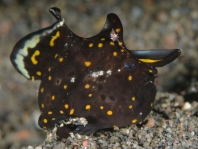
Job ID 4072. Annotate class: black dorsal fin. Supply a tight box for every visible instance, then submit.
[94,13,125,49]
[10,7,79,80]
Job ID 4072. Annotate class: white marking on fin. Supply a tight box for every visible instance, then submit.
[13,20,65,79]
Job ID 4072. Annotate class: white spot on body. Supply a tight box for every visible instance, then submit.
[118,69,121,72]
[106,70,112,75]
[140,112,142,115]
[90,71,104,78]
[70,77,75,82]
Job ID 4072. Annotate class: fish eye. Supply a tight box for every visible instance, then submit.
[124,60,136,72]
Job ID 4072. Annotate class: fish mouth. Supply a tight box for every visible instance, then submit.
[38,112,88,129]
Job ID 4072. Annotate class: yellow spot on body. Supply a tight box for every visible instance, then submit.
[113,52,117,56]
[54,54,58,58]
[48,67,51,72]
[85,105,91,110]
[60,110,64,114]
[50,31,60,47]
[128,75,132,81]
[48,76,52,81]
[51,95,55,100]
[31,50,40,65]
[36,71,42,76]
[40,88,44,93]
[138,59,161,63]
[64,104,69,109]
[85,61,91,67]
[110,41,115,46]
[43,126,46,129]
[107,110,113,115]
[48,111,52,115]
[85,84,90,89]
[52,118,56,120]
[149,70,153,73]
[132,119,137,123]
[116,28,121,33]
[132,97,136,101]
[59,57,63,62]
[89,43,93,48]
[120,49,124,52]
[88,93,92,97]
[101,38,105,41]
[43,119,48,123]
[129,105,133,109]
[151,103,153,107]
[98,43,103,48]
[63,85,67,89]
[118,42,123,46]
[70,109,74,115]
[41,103,44,108]
[100,106,104,110]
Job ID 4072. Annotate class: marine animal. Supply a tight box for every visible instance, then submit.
[10,7,181,139]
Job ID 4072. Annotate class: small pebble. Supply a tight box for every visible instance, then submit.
[146,117,155,128]
[182,102,192,110]
[27,146,34,149]
[35,147,42,149]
